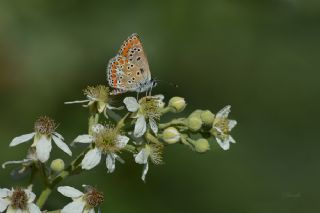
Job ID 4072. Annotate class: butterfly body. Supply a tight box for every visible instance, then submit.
[107,33,156,95]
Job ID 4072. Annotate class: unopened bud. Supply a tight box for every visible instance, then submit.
[187,117,202,132]
[50,159,65,172]
[200,110,215,125]
[162,127,180,144]
[168,97,186,113]
[193,138,210,153]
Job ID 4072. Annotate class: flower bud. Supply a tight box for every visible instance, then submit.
[200,110,215,125]
[189,110,203,119]
[187,116,202,132]
[162,127,180,144]
[168,97,186,113]
[50,159,65,172]
[193,138,210,153]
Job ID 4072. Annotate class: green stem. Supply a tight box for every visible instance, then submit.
[158,118,186,129]
[37,111,100,209]
[145,131,162,145]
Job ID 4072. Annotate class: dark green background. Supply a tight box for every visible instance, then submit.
[0,0,319,212]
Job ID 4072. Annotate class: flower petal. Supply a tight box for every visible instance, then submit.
[5,205,15,213]
[0,189,9,198]
[61,200,86,213]
[81,148,102,170]
[216,105,231,119]
[57,186,84,198]
[134,115,146,137]
[116,135,129,148]
[0,198,9,212]
[106,154,116,173]
[123,97,139,112]
[229,135,236,144]
[216,137,230,150]
[25,190,36,203]
[27,203,41,213]
[73,135,94,144]
[149,118,158,135]
[134,148,149,164]
[228,119,237,131]
[92,124,104,134]
[9,133,35,147]
[52,135,72,156]
[141,162,149,182]
[53,132,64,140]
[64,100,90,104]
[36,135,52,163]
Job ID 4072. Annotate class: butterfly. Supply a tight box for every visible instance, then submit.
[107,33,156,95]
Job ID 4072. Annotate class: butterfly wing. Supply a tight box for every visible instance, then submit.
[107,33,152,93]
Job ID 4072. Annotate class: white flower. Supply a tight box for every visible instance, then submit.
[8,116,72,163]
[210,105,237,150]
[73,124,129,172]
[65,85,122,115]
[134,144,163,182]
[0,187,41,213]
[58,185,104,213]
[123,95,164,137]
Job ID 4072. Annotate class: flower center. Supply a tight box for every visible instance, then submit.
[94,126,121,153]
[84,85,109,103]
[11,188,28,209]
[214,118,230,133]
[34,116,56,135]
[139,96,161,120]
[84,187,104,208]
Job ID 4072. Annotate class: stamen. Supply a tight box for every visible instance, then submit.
[10,188,28,209]
[84,187,104,208]
[34,116,57,135]
[94,126,121,153]
[83,85,109,103]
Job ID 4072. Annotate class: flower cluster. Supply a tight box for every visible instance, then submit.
[1,83,237,212]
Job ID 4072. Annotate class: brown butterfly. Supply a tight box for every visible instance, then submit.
[107,33,156,95]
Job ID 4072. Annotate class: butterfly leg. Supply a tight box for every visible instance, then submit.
[136,92,140,100]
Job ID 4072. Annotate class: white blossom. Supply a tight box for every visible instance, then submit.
[58,185,103,213]
[211,105,237,150]
[73,124,129,172]
[8,116,72,163]
[0,187,41,213]
[124,95,164,137]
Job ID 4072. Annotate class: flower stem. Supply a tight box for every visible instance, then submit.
[36,112,100,209]
[158,118,186,129]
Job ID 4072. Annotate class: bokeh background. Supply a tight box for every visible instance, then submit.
[0,0,320,212]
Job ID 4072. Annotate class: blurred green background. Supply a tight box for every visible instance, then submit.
[1,0,320,212]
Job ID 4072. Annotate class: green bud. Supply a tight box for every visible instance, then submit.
[187,116,203,131]
[189,110,203,119]
[50,159,65,172]
[162,127,180,144]
[200,110,215,125]
[193,138,210,153]
[168,97,186,113]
